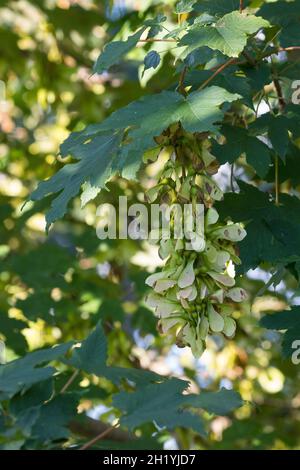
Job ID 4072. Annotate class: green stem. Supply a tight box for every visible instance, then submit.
[275,156,280,206]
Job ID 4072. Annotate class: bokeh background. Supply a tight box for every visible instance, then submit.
[0,0,300,450]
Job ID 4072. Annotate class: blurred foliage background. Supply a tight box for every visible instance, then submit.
[0,0,300,450]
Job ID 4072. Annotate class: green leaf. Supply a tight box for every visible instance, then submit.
[31,87,240,226]
[194,0,250,17]
[68,321,107,374]
[0,342,73,399]
[175,0,197,13]
[212,125,271,177]
[93,27,147,74]
[98,86,240,136]
[266,143,300,187]
[187,68,253,108]
[68,322,162,386]
[250,113,296,162]
[180,11,270,57]
[261,307,300,358]
[31,394,78,442]
[187,388,243,415]
[10,380,53,417]
[143,51,161,74]
[8,381,54,440]
[144,15,167,38]
[9,243,73,289]
[113,379,243,433]
[0,314,27,355]
[258,0,300,47]
[30,132,123,230]
[113,378,206,434]
[216,181,300,272]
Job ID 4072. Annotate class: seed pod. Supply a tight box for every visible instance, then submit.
[198,316,209,340]
[208,304,225,332]
[206,207,219,226]
[226,287,248,302]
[144,132,247,358]
[178,259,195,288]
[208,271,235,287]
[223,317,237,337]
[182,324,205,358]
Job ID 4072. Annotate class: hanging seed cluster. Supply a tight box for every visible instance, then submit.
[145,127,247,358]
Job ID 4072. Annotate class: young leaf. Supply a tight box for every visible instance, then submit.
[0,342,73,399]
[143,50,161,74]
[93,27,147,74]
[175,0,197,14]
[30,132,123,230]
[30,87,240,226]
[180,12,270,57]
[212,125,271,177]
[261,307,300,358]
[194,0,250,17]
[249,113,299,162]
[216,181,300,273]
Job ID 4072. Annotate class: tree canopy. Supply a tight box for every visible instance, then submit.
[0,0,300,451]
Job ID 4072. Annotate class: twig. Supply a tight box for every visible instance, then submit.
[69,416,132,442]
[275,156,280,206]
[60,370,79,394]
[280,46,300,52]
[198,57,236,90]
[239,0,244,13]
[207,46,300,73]
[272,62,285,206]
[242,50,256,66]
[230,164,236,193]
[178,65,188,96]
[138,38,177,43]
[79,422,120,450]
[273,77,286,111]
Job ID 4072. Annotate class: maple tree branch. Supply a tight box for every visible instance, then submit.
[272,62,286,206]
[60,370,79,394]
[230,164,236,193]
[273,76,286,111]
[138,38,177,43]
[69,416,131,442]
[79,422,120,450]
[198,57,236,90]
[204,45,300,74]
[275,156,280,206]
[280,46,300,52]
[242,50,256,66]
[178,66,188,96]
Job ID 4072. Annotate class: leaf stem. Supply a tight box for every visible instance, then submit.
[138,38,177,43]
[198,57,236,90]
[271,63,285,205]
[239,0,244,13]
[178,66,188,96]
[206,46,300,72]
[60,370,79,394]
[230,164,236,193]
[273,76,286,111]
[275,155,280,206]
[79,422,120,450]
[242,50,256,66]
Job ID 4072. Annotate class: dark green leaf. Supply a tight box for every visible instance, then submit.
[212,125,271,177]
[180,12,270,57]
[143,51,161,74]
[261,307,300,358]
[93,28,147,74]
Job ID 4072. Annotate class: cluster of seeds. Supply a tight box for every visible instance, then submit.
[145,127,247,358]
